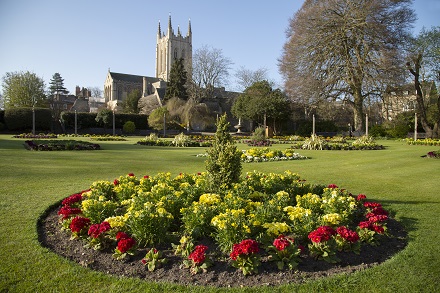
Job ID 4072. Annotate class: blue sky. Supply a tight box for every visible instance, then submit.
[0,0,439,95]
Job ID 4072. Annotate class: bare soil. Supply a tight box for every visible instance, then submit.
[38,205,407,288]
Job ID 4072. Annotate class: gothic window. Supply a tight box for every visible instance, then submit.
[181,49,185,58]
[174,48,178,59]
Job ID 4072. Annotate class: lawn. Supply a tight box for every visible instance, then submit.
[0,135,439,292]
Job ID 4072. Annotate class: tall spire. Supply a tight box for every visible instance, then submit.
[167,13,173,35]
[187,18,192,37]
[157,20,161,36]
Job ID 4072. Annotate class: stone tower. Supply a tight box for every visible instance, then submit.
[156,15,192,82]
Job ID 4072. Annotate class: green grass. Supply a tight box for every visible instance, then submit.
[0,135,439,292]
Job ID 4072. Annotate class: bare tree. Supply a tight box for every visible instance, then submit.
[89,86,103,98]
[406,26,440,138]
[234,66,269,92]
[189,45,233,101]
[279,0,414,132]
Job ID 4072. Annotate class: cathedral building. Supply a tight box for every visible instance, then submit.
[103,15,192,113]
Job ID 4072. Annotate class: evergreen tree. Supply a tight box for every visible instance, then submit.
[122,89,141,113]
[49,73,68,95]
[205,114,242,191]
[165,58,188,101]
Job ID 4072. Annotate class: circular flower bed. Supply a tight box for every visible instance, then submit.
[39,171,407,287]
[24,140,101,151]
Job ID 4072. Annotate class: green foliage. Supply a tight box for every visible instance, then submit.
[49,73,68,95]
[148,106,171,131]
[122,121,136,134]
[121,89,141,114]
[231,80,290,127]
[95,109,113,128]
[4,107,52,131]
[60,111,98,129]
[295,119,338,136]
[165,58,188,101]
[369,124,387,137]
[205,114,242,190]
[1,71,47,109]
[251,126,266,142]
[302,134,328,150]
[383,112,414,138]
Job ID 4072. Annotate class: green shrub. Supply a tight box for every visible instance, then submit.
[251,126,266,141]
[369,124,387,137]
[4,107,52,131]
[205,114,242,190]
[123,121,136,134]
[302,134,328,150]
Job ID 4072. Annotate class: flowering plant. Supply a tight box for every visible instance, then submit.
[113,231,136,260]
[230,239,260,275]
[86,221,112,250]
[308,226,340,263]
[334,226,360,254]
[267,235,301,270]
[69,216,91,239]
[141,248,167,271]
[172,235,195,258]
[182,245,212,274]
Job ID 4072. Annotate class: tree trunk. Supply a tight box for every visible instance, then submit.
[407,54,435,138]
[353,89,364,133]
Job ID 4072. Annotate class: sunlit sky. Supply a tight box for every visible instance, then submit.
[1,0,439,94]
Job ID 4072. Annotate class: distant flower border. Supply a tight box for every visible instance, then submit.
[423,150,440,159]
[24,140,101,151]
[13,133,57,139]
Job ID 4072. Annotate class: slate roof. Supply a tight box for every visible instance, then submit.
[109,72,160,84]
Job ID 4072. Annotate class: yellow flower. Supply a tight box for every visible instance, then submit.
[321,213,342,226]
[263,222,291,237]
[199,193,221,205]
[105,215,126,229]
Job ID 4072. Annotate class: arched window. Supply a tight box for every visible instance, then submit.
[174,48,178,59]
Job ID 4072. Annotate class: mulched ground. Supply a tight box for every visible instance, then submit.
[38,205,408,288]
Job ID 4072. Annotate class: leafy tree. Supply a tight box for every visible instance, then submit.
[49,73,68,95]
[406,26,440,137]
[189,45,233,101]
[122,89,141,114]
[232,80,290,133]
[1,71,47,109]
[165,58,188,101]
[147,106,171,131]
[279,0,414,132]
[95,108,113,128]
[205,114,242,190]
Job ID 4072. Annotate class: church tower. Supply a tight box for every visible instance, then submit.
[156,15,192,82]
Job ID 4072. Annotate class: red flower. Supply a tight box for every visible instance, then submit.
[327,184,338,189]
[143,175,149,179]
[358,221,372,230]
[372,224,384,234]
[273,235,293,251]
[308,226,336,243]
[61,193,83,206]
[128,173,135,176]
[363,201,381,209]
[336,226,359,243]
[113,179,119,186]
[69,216,90,233]
[58,206,81,219]
[356,194,366,201]
[367,214,388,223]
[88,221,111,238]
[117,237,136,253]
[188,245,208,264]
[116,231,130,240]
[197,172,201,176]
[230,239,259,260]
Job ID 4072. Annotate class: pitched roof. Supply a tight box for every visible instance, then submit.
[109,72,160,84]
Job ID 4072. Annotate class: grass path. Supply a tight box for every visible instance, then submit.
[0,135,439,292]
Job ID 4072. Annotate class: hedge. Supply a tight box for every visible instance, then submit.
[4,107,52,131]
[60,111,149,130]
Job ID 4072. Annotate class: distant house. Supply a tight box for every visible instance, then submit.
[382,84,418,121]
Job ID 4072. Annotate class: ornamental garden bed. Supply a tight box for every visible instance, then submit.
[39,171,407,287]
[24,140,101,151]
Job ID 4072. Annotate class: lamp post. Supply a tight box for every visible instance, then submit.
[414,112,418,141]
[74,110,77,135]
[112,110,115,136]
[312,114,315,136]
[163,112,166,137]
[365,114,369,136]
[32,105,35,135]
